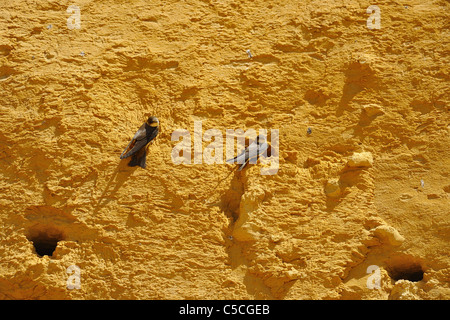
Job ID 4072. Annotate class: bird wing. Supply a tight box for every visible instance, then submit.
[226,150,247,164]
[127,147,147,168]
[236,141,261,170]
[257,142,269,156]
[120,123,149,159]
[146,126,159,143]
[245,140,268,164]
[228,138,269,170]
[226,140,258,164]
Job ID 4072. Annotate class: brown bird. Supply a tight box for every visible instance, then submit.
[120,116,159,168]
[226,135,269,171]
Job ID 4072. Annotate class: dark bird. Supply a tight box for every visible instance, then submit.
[226,135,269,171]
[120,116,159,168]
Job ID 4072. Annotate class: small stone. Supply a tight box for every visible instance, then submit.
[390,280,420,300]
[348,151,373,167]
[325,178,341,198]
[399,193,413,202]
[270,233,283,243]
[285,268,301,280]
[372,225,405,246]
[362,104,384,117]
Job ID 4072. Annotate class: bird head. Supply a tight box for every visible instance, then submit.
[146,116,159,127]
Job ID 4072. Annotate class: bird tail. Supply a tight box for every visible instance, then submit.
[128,149,147,169]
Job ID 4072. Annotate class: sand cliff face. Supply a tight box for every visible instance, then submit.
[0,0,448,299]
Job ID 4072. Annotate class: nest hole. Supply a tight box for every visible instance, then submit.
[26,225,65,257]
[386,257,424,282]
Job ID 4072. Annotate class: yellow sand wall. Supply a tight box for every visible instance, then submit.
[0,0,448,299]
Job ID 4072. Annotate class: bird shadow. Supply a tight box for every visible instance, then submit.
[94,159,138,213]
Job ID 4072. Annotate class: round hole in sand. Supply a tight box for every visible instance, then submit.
[26,225,65,257]
[386,256,424,282]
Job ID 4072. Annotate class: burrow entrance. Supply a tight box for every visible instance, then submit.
[386,255,424,282]
[26,225,65,257]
